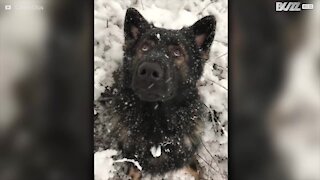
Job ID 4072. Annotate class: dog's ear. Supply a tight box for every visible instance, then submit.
[124,8,150,41]
[190,16,216,52]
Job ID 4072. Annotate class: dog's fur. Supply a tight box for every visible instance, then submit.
[99,8,216,176]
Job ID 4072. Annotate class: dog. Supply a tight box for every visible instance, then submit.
[98,7,216,179]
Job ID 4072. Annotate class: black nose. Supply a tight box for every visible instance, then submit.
[137,62,163,81]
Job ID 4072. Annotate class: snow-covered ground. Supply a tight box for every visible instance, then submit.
[94,0,228,179]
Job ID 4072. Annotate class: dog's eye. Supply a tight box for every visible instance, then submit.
[173,49,181,57]
[141,44,149,52]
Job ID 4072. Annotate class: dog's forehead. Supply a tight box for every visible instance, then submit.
[143,28,188,43]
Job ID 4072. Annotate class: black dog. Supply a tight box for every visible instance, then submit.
[99,7,216,178]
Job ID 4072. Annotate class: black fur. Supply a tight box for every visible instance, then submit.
[98,8,216,175]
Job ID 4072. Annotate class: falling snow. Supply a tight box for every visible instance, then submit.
[94,0,228,179]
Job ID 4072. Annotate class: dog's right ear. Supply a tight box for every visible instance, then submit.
[124,8,150,42]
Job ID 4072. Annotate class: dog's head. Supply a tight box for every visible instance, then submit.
[123,8,216,102]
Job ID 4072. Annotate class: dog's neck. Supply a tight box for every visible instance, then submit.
[120,86,199,108]
[115,87,204,134]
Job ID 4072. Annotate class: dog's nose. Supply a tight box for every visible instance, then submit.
[138,62,163,81]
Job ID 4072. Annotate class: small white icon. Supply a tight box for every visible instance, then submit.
[302,3,314,10]
[5,5,11,10]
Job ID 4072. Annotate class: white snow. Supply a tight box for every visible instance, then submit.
[94,149,143,180]
[94,0,228,179]
[114,158,143,171]
[143,168,195,180]
[94,150,118,180]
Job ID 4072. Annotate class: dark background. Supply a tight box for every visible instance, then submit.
[0,0,92,180]
[230,0,317,180]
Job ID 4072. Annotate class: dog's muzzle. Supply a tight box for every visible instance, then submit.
[132,61,173,102]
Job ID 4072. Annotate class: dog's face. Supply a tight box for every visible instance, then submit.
[123,8,216,102]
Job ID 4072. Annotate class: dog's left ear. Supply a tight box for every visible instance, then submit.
[189,16,216,52]
[124,8,151,42]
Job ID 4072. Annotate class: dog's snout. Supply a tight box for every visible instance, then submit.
[133,61,169,101]
[138,62,163,81]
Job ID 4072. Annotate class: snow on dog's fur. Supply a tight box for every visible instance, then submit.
[94,0,228,179]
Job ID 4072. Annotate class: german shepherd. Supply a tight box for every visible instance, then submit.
[98,7,216,179]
